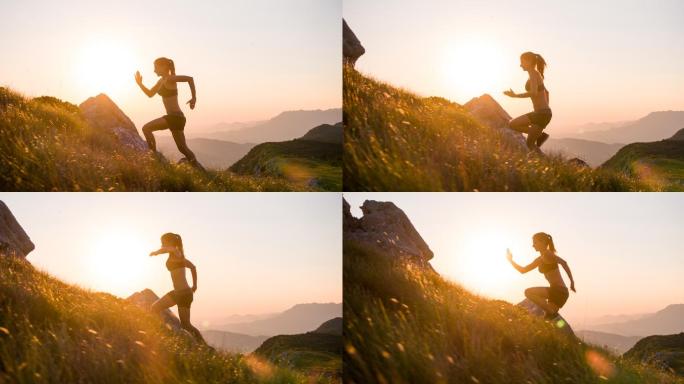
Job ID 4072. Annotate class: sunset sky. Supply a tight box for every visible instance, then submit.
[344,0,684,133]
[1,0,341,131]
[0,193,342,325]
[344,193,684,327]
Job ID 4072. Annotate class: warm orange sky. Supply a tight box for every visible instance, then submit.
[344,0,684,133]
[1,0,341,131]
[0,193,342,324]
[345,193,684,327]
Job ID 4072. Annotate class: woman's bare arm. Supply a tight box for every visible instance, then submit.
[503,73,542,98]
[185,259,198,291]
[167,75,196,109]
[149,246,174,256]
[557,256,576,292]
[507,249,540,273]
[135,71,162,98]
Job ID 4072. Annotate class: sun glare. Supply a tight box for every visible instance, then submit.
[442,39,506,100]
[448,229,519,298]
[87,229,149,296]
[75,39,137,96]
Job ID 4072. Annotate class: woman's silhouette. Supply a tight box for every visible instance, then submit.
[149,233,206,343]
[503,52,552,151]
[135,58,203,169]
[506,232,576,320]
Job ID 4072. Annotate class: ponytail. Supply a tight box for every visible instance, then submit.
[175,233,184,258]
[168,59,176,76]
[154,57,176,76]
[535,54,547,79]
[533,232,556,254]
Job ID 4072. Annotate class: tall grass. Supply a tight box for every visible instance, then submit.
[0,87,304,191]
[343,66,644,191]
[343,241,682,383]
[0,255,323,383]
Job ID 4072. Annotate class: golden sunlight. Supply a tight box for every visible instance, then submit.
[442,39,506,99]
[87,229,148,295]
[75,38,137,96]
[450,229,519,297]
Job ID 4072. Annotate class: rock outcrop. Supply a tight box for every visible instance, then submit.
[343,199,433,267]
[127,289,181,330]
[0,201,34,258]
[670,128,684,141]
[343,19,365,67]
[79,94,148,152]
[518,298,575,337]
[464,94,526,149]
[624,332,684,376]
[299,122,343,144]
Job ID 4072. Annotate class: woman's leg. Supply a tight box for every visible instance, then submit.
[178,306,207,343]
[508,115,532,134]
[150,291,176,313]
[170,130,197,162]
[526,125,544,150]
[524,287,558,316]
[141,117,170,152]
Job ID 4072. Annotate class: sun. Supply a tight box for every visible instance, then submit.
[75,38,138,96]
[442,39,507,101]
[87,229,149,296]
[447,229,520,298]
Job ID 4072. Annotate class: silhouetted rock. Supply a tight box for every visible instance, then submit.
[343,19,365,67]
[670,128,684,141]
[299,122,343,144]
[79,94,148,152]
[344,199,434,267]
[624,332,684,376]
[518,298,575,337]
[568,157,590,168]
[464,94,526,149]
[0,201,34,258]
[127,289,180,330]
[314,317,342,336]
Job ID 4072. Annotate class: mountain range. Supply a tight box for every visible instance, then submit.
[156,136,255,169]
[199,109,342,144]
[562,111,684,144]
[585,304,684,337]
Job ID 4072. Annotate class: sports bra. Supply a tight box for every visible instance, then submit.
[166,255,185,271]
[157,80,178,97]
[538,257,558,274]
[525,79,546,92]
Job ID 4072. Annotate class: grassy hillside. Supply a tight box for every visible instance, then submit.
[230,139,342,191]
[344,241,682,383]
[624,333,684,376]
[0,255,317,383]
[343,66,643,191]
[254,330,342,378]
[0,87,303,191]
[602,140,684,191]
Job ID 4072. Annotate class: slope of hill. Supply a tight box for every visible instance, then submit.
[544,138,625,167]
[314,317,342,335]
[157,136,254,170]
[624,333,684,376]
[343,67,641,191]
[230,125,343,191]
[0,87,303,191]
[0,255,308,383]
[577,330,642,355]
[201,330,269,353]
[205,109,342,144]
[253,319,342,378]
[576,111,684,144]
[299,123,343,144]
[343,198,682,383]
[587,304,684,337]
[216,303,342,337]
[602,131,684,191]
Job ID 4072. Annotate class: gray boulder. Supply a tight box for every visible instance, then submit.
[344,199,433,267]
[343,19,365,67]
[0,201,34,258]
[464,94,527,149]
[518,298,575,337]
[79,94,148,152]
[127,288,181,330]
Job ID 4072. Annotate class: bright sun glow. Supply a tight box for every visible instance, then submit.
[442,39,507,100]
[75,38,138,96]
[87,229,149,296]
[448,229,520,298]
